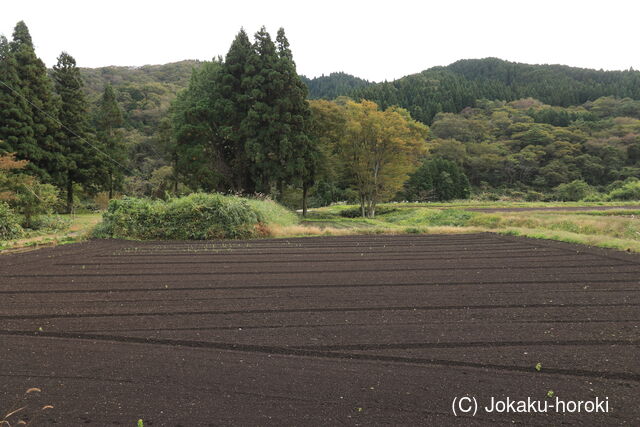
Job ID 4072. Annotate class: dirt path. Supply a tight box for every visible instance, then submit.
[1,234,638,425]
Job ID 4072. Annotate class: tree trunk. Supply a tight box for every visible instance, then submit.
[302,184,308,217]
[108,171,113,200]
[66,172,73,214]
[278,180,285,202]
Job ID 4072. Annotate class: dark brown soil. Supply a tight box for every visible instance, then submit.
[1,233,639,425]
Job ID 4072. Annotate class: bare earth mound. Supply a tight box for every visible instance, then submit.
[1,234,639,425]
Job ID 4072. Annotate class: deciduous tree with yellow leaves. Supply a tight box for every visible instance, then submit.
[338,100,428,217]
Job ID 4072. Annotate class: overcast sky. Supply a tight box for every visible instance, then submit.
[1,0,638,82]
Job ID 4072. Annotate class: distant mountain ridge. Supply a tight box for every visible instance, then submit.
[350,58,640,124]
[76,58,640,127]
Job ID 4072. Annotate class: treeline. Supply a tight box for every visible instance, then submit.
[425,97,640,200]
[0,21,126,215]
[300,72,372,99]
[348,58,640,124]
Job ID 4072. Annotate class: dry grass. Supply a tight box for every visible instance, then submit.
[268,224,487,238]
[1,387,53,426]
[499,227,640,252]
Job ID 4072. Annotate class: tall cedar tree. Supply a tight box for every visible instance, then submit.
[215,29,255,191]
[242,27,282,194]
[0,35,36,156]
[95,84,125,198]
[274,28,318,214]
[8,21,63,182]
[52,52,99,212]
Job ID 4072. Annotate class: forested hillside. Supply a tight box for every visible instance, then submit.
[301,72,372,99]
[351,58,640,124]
[78,60,202,132]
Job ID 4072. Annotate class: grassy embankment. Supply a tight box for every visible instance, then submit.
[284,202,640,253]
[2,198,639,254]
[0,213,102,252]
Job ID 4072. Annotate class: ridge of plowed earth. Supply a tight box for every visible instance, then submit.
[1,233,639,425]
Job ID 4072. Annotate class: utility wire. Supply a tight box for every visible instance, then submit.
[0,78,135,175]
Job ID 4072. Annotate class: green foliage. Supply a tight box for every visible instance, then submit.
[95,84,126,198]
[339,206,398,218]
[333,100,429,217]
[28,214,72,232]
[2,22,62,183]
[553,180,594,201]
[0,35,36,158]
[245,198,298,226]
[352,58,640,125]
[170,27,317,211]
[606,179,640,201]
[53,51,103,212]
[171,61,224,191]
[99,193,293,240]
[0,201,23,239]
[12,181,60,228]
[403,158,470,202]
[301,72,372,100]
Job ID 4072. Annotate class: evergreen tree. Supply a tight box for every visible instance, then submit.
[0,35,35,156]
[172,61,225,191]
[241,27,282,194]
[95,84,125,198]
[52,52,100,212]
[214,28,255,191]
[403,158,470,202]
[274,28,317,213]
[8,21,62,182]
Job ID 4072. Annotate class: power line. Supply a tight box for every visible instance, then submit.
[0,78,135,176]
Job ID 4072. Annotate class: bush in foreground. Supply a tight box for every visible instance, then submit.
[0,202,23,240]
[97,193,296,240]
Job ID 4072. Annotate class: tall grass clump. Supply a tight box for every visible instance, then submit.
[97,193,296,240]
[0,202,23,240]
[245,198,298,226]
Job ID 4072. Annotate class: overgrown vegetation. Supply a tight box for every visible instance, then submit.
[96,193,295,240]
[297,202,640,252]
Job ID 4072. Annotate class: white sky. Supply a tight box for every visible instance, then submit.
[1,0,639,82]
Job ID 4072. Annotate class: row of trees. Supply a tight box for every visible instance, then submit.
[0,21,126,213]
[170,27,317,204]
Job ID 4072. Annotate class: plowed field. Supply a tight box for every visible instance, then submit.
[1,233,639,425]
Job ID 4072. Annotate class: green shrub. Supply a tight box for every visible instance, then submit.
[0,202,23,240]
[606,180,640,201]
[403,158,470,202]
[553,180,594,201]
[29,215,72,232]
[339,205,398,218]
[245,198,298,226]
[99,193,294,240]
